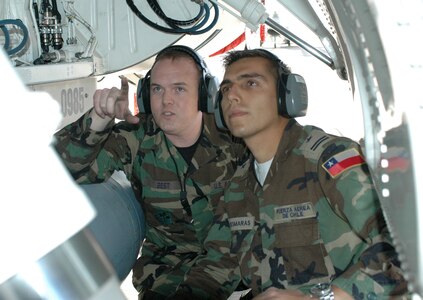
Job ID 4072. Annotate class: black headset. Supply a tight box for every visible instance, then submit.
[136,45,219,114]
[214,48,308,130]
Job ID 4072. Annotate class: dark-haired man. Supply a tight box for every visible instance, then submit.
[171,48,407,300]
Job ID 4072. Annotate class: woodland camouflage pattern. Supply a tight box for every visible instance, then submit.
[54,110,242,299]
[171,119,408,300]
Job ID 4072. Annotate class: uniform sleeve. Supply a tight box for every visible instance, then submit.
[318,140,408,298]
[53,109,133,184]
[168,201,241,300]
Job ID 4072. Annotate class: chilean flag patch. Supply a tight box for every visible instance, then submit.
[322,148,365,178]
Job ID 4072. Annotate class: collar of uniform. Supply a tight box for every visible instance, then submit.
[139,114,161,151]
[139,114,228,163]
[189,114,231,169]
[274,119,303,164]
[235,120,300,180]
[234,152,254,184]
[235,120,301,189]
[201,113,233,147]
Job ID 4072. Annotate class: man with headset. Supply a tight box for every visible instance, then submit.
[53,45,242,299]
[169,49,407,299]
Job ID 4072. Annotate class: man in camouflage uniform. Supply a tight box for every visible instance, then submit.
[170,49,408,299]
[54,46,241,299]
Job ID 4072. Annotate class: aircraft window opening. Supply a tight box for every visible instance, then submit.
[382,174,390,183]
[381,145,388,153]
[381,159,389,169]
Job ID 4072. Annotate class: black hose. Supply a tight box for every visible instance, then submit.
[32,0,40,27]
[126,0,219,35]
[41,0,51,13]
[51,0,62,23]
[147,0,203,28]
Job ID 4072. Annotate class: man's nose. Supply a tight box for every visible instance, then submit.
[162,90,174,105]
[226,85,240,104]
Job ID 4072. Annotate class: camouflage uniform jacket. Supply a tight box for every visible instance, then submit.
[173,119,407,300]
[54,110,241,298]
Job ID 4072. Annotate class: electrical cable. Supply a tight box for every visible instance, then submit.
[51,0,62,23]
[147,0,203,28]
[164,136,192,218]
[126,0,219,35]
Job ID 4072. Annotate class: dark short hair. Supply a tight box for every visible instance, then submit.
[222,48,291,80]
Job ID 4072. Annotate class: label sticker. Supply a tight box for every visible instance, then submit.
[229,216,255,231]
[274,202,316,223]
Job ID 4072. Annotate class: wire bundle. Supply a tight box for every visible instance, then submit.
[126,0,219,35]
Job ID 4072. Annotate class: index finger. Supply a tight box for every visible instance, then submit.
[120,77,129,95]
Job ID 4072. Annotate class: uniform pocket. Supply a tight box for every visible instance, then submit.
[229,216,256,254]
[275,218,334,286]
[142,184,190,236]
[230,226,257,288]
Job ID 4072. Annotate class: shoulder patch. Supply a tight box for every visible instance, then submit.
[322,148,365,178]
[300,129,334,161]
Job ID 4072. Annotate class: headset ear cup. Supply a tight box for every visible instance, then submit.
[277,75,286,116]
[136,72,151,114]
[199,76,207,112]
[276,73,308,118]
[136,77,144,113]
[214,91,227,130]
[254,48,307,118]
[283,73,308,118]
[204,74,219,113]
